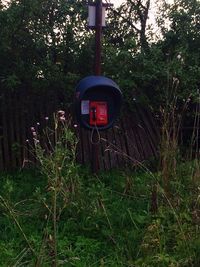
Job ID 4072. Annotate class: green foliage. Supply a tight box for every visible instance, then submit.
[0,160,199,266]
[0,0,200,112]
[103,0,200,112]
[0,0,89,98]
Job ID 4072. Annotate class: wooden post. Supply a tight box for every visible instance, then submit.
[94,0,102,75]
[91,0,103,173]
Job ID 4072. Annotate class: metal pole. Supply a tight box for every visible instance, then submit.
[92,0,103,173]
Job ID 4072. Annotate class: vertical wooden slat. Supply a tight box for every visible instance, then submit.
[98,139,104,171]
[123,115,141,164]
[100,130,110,170]
[24,90,36,166]
[131,112,146,161]
[106,128,118,169]
[9,91,18,168]
[111,126,120,166]
[14,91,23,167]
[99,131,106,170]
[0,87,159,171]
[134,112,148,160]
[0,92,3,170]
[20,89,30,169]
[81,128,90,166]
[136,106,159,156]
[113,122,127,167]
[86,130,92,167]
[0,138,3,170]
[139,113,156,158]
[75,126,83,164]
[102,130,112,170]
[2,92,10,169]
[120,118,132,161]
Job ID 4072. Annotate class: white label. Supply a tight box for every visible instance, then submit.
[81,100,89,115]
[88,6,96,27]
[88,6,106,27]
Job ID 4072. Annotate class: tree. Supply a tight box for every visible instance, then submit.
[0,0,90,95]
[103,0,200,109]
[106,0,151,52]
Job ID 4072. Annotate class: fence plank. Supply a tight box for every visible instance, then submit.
[100,130,110,170]
[136,105,159,156]
[9,92,17,168]
[2,93,10,169]
[113,122,128,167]
[0,89,159,171]
[0,93,3,170]
[124,115,141,164]
[13,92,23,167]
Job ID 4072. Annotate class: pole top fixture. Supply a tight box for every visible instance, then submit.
[87,1,113,28]
[88,2,113,8]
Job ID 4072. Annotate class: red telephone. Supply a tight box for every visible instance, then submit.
[89,101,108,126]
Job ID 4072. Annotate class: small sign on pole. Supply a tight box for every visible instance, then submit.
[88,2,111,28]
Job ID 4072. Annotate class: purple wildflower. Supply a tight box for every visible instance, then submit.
[58,110,65,116]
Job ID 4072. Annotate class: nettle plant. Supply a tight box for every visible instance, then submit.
[30,110,79,266]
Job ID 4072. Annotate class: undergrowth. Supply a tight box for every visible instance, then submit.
[0,109,199,266]
[0,162,199,266]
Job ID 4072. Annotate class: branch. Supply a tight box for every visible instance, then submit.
[112,9,140,33]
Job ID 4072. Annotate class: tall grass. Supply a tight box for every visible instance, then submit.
[32,111,79,266]
[0,98,199,266]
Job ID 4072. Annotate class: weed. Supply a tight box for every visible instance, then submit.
[0,109,200,266]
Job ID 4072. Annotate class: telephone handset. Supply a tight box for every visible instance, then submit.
[89,101,108,126]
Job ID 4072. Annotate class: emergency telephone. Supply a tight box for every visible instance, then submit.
[89,101,108,126]
[75,75,122,130]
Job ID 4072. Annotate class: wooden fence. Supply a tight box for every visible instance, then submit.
[0,88,159,171]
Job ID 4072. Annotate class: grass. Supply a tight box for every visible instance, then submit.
[0,163,199,267]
